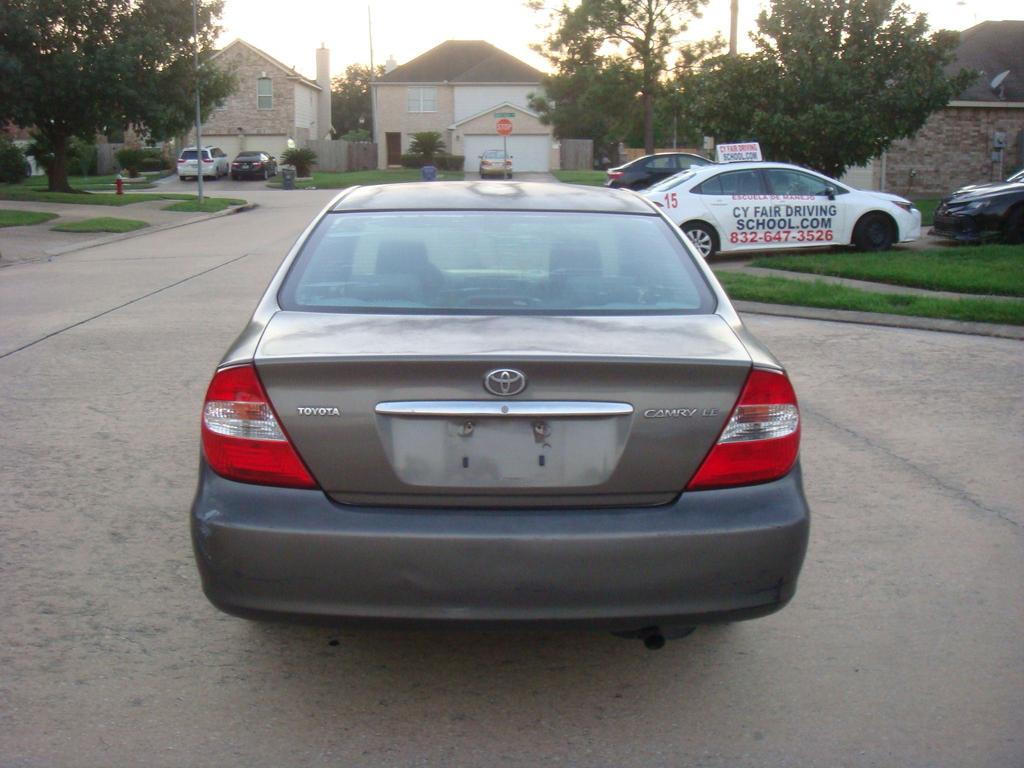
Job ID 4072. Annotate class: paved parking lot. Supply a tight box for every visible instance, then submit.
[1,192,1021,767]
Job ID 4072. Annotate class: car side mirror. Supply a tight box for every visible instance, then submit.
[824,185,837,200]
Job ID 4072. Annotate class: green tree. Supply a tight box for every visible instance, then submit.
[682,0,975,177]
[330,63,384,139]
[408,132,446,161]
[0,0,234,192]
[531,0,710,154]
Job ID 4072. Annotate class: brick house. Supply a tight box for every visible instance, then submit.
[371,40,557,172]
[858,20,1024,197]
[185,39,332,160]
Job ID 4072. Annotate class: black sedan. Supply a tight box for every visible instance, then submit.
[230,152,277,180]
[931,172,1024,244]
[605,152,713,190]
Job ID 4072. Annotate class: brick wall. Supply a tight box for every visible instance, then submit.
[879,105,1024,196]
[200,45,297,139]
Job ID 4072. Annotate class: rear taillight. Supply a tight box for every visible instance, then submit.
[686,368,800,490]
[607,170,624,180]
[201,364,317,489]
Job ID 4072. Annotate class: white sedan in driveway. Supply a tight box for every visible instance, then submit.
[642,161,921,258]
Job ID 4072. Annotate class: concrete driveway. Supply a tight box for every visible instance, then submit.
[0,195,1021,767]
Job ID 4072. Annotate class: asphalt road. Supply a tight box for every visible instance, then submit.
[1,189,1021,767]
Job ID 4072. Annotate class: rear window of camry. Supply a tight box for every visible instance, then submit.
[278,211,715,315]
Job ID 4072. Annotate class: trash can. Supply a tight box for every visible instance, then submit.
[421,164,438,182]
[281,165,296,190]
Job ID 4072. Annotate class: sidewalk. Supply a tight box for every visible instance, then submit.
[0,196,251,266]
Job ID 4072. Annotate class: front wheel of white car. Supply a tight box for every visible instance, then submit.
[682,221,718,259]
[852,213,895,251]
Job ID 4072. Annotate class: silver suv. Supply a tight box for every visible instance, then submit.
[177,146,229,181]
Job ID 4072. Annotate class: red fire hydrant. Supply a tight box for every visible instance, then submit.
[115,177,124,195]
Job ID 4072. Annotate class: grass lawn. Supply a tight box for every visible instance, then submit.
[748,245,1024,297]
[913,198,939,226]
[266,169,465,189]
[552,170,607,185]
[51,217,150,233]
[21,171,168,192]
[0,186,245,211]
[0,210,59,227]
[716,272,1024,325]
[163,197,246,212]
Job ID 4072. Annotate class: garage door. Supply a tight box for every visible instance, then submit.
[204,135,290,161]
[463,134,551,172]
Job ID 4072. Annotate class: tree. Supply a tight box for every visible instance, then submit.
[531,0,711,154]
[330,64,383,139]
[0,0,234,192]
[682,0,975,178]
[408,132,446,161]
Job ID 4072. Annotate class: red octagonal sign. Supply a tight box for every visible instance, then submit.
[496,118,513,136]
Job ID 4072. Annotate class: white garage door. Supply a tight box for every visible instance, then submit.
[464,134,550,172]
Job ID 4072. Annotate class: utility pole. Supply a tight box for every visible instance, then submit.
[368,4,376,149]
[192,0,204,203]
[729,0,738,56]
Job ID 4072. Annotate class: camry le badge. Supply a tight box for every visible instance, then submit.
[484,368,527,397]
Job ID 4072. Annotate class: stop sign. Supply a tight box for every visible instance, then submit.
[496,118,513,136]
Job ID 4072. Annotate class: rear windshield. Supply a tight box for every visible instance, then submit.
[278,211,714,315]
[179,150,209,161]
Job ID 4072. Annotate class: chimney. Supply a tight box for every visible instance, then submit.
[385,55,397,74]
[316,44,332,139]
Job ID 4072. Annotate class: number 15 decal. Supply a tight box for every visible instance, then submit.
[662,192,678,208]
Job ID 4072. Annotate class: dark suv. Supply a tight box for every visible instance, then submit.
[606,152,713,190]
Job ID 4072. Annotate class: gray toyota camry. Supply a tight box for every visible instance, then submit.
[191,181,809,648]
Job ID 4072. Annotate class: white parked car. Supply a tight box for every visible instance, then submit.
[641,161,921,258]
[177,146,230,181]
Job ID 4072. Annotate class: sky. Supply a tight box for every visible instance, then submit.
[216,0,1023,80]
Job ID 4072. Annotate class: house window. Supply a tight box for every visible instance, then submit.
[407,86,437,113]
[257,78,272,110]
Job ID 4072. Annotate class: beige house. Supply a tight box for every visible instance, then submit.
[186,39,333,160]
[372,40,558,172]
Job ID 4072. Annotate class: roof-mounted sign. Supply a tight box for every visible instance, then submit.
[716,142,763,163]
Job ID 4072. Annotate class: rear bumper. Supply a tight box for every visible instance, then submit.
[191,461,810,631]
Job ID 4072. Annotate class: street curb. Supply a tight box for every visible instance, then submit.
[733,300,1024,340]
[33,202,258,260]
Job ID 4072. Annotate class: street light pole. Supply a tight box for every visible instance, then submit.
[729,0,738,56]
[192,0,204,203]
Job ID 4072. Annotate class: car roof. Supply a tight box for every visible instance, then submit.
[330,181,659,214]
[688,161,829,176]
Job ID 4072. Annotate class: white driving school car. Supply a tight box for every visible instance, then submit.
[642,161,921,258]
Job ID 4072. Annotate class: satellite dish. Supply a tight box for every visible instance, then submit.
[990,70,1010,90]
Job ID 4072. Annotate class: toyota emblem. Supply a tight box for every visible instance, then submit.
[483,368,527,397]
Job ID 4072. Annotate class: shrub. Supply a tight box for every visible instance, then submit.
[115,147,147,177]
[0,136,29,183]
[400,153,427,169]
[435,154,465,171]
[68,137,97,176]
[280,147,317,177]
[408,131,446,161]
[139,150,168,172]
[339,129,371,142]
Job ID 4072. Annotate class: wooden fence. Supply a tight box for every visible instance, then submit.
[559,139,594,170]
[305,139,377,173]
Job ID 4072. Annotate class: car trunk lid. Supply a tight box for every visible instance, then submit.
[255,311,752,507]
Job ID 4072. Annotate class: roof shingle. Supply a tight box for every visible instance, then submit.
[378,40,543,84]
